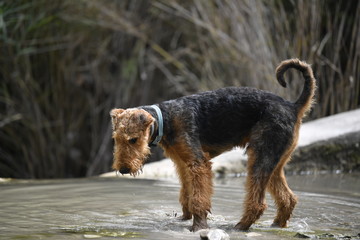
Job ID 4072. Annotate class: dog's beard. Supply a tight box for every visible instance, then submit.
[112,150,150,177]
[129,155,148,177]
[129,167,143,177]
[112,137,151,177]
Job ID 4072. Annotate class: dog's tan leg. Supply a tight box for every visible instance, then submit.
[268,127,299,228]
[235,148,269,231]
[173,158,192,220]
[268,166,297,227]
[188,160,213,231]
[165,140,213,232]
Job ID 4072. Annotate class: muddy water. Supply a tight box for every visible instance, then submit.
[0,174,359,240]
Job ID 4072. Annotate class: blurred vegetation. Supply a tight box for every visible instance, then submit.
[0,0,359,178]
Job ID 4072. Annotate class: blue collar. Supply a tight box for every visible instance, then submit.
[149,105,163,146]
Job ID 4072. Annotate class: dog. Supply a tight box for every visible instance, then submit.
[110,58,316,231]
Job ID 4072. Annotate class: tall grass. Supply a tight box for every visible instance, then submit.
[0,0,359,178]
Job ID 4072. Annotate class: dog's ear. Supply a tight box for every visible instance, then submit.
[139,112,154,130]
[110,109,125,129]
[110,108,125,118]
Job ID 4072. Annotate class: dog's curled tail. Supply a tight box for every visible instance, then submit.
[276,58,316,117]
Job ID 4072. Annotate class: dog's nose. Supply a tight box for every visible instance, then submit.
[119,167,131,174]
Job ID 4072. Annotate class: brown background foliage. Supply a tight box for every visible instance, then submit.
[0,0,359,178]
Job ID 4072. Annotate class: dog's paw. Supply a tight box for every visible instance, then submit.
[177,214,192,221]
[234,222,251,231]
[271,219,287,228]
[190,224,209,232]
[190,217,209,232]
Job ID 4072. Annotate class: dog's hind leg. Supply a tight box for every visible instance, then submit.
[267,166,297,228]
[234,147,272,231]
[235,121,295,231]
[268,120,300,228]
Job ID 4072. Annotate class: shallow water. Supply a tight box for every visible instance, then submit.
[0,174,359,240]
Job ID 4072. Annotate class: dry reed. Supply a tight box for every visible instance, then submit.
[0,0,359,178]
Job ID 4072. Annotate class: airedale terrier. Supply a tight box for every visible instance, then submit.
[110,59,316,232]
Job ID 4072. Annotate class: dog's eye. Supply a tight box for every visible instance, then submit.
[129,138,138,144]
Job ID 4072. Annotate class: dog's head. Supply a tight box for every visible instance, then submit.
[110,108,155,176]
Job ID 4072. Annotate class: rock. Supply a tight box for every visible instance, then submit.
[298,109,360,147]
[288,108,360,174]
[83,234,101,239]
[318,233,335,238]
[294,232,311,238]
[199,229,230,240]
[245,232,262,237]
[288,131,360,173]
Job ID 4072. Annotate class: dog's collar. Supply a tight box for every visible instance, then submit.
[148,105,163,146]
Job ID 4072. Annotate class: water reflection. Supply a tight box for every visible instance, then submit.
[0,174,359,239]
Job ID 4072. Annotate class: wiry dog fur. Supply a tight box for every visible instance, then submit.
[110,59,316,231]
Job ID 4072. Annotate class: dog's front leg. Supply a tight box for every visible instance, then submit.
[164,140,213,231]
[173,159,192,220]
[188,160,213,232]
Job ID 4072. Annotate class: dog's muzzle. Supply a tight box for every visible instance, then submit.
[119,167,131,174]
